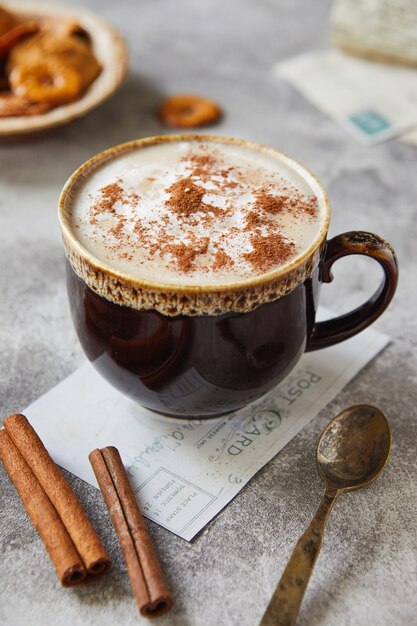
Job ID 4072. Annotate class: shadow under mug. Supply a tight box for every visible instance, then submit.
[59,136,398,419]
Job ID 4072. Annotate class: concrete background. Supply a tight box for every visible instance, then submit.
[1,1,416,625]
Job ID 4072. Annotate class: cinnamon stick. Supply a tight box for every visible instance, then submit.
[3,413,110,576]
[89,446,173,618]
[0,429,86,586]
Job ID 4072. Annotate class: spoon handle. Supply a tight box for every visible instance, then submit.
[259,488,339,626]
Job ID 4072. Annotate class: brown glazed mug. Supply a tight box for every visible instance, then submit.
[58,136,398,419]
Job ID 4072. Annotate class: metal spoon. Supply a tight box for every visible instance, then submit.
[259,404,391,626]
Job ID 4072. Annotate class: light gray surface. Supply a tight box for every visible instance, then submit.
[0,1,416,625]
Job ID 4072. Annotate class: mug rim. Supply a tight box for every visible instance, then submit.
[58,134,331,296]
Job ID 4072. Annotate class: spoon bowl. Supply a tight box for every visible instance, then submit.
[317,404,391,491]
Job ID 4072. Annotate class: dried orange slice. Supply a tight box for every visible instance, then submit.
[42,18,91,43]
[158,94,222,129]
[9,60,82,105]
[0,7,16,38]
[0,21,40,61]
[0,92,51,117]
[8,33,101,89]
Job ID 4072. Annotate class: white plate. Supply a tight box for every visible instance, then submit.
[0,1,128,139]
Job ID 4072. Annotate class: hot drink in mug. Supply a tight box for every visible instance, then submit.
[59,136,398,418]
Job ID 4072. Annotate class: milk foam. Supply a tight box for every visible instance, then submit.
[70,139,326,287]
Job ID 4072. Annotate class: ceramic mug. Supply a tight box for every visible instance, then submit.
[59,136,398,419]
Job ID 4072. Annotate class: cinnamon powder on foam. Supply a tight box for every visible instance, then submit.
[85,149,318,276]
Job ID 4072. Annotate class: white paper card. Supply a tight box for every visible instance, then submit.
[24,309,389,541]
[275,49,417,144]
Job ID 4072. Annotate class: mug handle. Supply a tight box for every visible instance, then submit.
[306,231,398,351]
